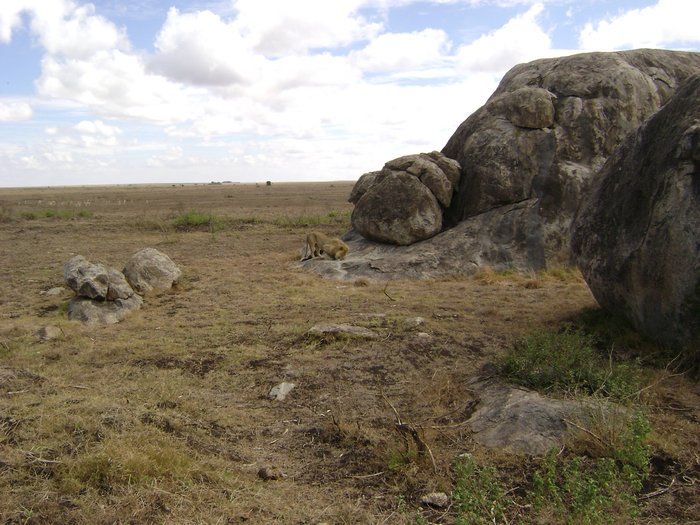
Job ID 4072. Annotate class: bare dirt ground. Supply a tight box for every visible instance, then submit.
[0,182,698,524]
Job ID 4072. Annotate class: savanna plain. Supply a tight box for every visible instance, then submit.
[0,182,698,524]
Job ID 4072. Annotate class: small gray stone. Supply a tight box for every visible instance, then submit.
[36,326,63,341]
[269,382,296,401]
[42,287,66,297]
[404,316,425,327]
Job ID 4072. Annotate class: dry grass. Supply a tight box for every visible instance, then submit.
[0,182,698,524]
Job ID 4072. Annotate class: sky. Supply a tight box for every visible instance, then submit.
[0,0,699,187]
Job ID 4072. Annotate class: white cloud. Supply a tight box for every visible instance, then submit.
[350,28,452,74]
[0,2,23,43]
[232,0,383,56]
[0,1,128,58]
[31,2,129,59]
[0,0,581,186]
[0,101,33,121]
[455,2,552,72]
[150,8,261,86]
[37,50,203,124]
[146,146,191,168]
[72,119,122,147]
[579,0,700,50]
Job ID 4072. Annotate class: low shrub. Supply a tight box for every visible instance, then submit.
[172,210,224,231]
[497,330,644,399]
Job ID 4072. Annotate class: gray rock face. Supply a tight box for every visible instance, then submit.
[123,248,181,294]
[68,294,143,325]
[442,49,700,267]
[350,152,461,245]
[64,255,135,301]
[489,87,556,129]
[299,201,545,280]
[64,255,110,300]
[571,74,700,346]
[106,267,135,301]
[64,255,141,324]
[466,377,580,456]
[306,50,700,281]
[351,171,443,245]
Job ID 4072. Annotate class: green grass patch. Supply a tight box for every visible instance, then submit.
[387,449,418,472]
[453,454,508,525]
[172,210,225,232]
[497,330,644,399]
[64,433,194,493]
[531,411,651,524]
[453,411,651,524]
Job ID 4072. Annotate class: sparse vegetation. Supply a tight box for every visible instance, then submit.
[530,410,652,524]
[171,209,224,231]
[453,454,508,525]
[273,210,350,227]
[0,182,697,524]
[497,330,645,399]
[20,209,93,220]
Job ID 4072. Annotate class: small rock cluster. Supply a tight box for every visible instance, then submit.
[349,151,461,245]
[64,248,181,324]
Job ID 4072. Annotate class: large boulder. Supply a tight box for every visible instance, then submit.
[351,172,442,245]
[68,294,143,325]
[571,74,700,346]
[300,202,544,280]
[350,152,461,245]
[64,255,141,324]
[64,255,110,300]
[64,255,135,301]
[305,49,700,280]
[442,49,700,267]
[123,248,181,294]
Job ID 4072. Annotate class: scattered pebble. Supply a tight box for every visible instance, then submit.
[420,492,449,508]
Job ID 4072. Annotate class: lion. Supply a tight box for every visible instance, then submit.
[301,231,349,261]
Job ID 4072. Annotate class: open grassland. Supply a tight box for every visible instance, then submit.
[0,182,698,524]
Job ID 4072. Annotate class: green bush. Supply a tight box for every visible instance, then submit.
[531,411,651,524]
[497,330,643,399]
[172,210,224,231]
[453,412,651,524]
[453,454,508,525]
